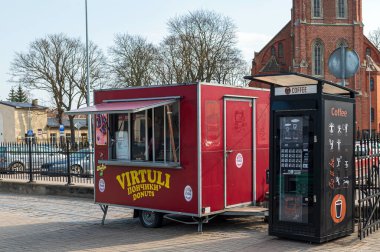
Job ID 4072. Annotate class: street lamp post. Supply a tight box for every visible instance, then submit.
[85,0,92,148]
[369,68,371,139]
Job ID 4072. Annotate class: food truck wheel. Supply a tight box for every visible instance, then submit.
[139,210,163,228]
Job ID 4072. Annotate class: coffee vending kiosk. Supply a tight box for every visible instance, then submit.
[246,73,356,243]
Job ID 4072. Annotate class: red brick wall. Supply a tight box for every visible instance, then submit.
[250,0,380,134]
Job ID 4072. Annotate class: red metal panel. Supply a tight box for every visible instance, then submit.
[226,100,253,206]
[93,85,199,215]
[201,84,269,212]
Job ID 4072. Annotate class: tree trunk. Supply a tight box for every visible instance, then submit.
[68,115,76,150]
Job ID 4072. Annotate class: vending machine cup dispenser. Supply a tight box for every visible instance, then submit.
[245,73,356,243]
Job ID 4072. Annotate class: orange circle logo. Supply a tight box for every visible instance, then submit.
[330,194,346,223]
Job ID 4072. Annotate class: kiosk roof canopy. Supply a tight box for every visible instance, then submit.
[244,73,356,96]
[66,98,177,115]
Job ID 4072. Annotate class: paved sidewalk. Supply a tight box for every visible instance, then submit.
[0,192,377,251]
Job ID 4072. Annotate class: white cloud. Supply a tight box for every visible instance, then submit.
[237,32,272,63]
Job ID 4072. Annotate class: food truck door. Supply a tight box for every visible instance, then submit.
[224,98,254,207]
[272,111,316,226]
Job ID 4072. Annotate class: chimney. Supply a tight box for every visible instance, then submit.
[32,99,38,106]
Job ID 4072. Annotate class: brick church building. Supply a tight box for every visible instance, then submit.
[250,0,380,136]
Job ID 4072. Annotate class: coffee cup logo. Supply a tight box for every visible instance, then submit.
[335,199,342,219]
[330,194,346,223]
[285,87,291,95]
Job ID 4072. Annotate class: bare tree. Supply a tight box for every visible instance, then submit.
[159,10,245,84]
[213,48,249,86]
[368,28,380,50]
[10,34,107,147]
[109,34,157,87]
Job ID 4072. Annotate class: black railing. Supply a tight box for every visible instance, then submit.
[0,141,94,185]
[356,137,380,239]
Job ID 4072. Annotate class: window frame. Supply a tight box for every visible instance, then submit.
[312,39,324,77]
[370,77,375,92]
[104,101,181,168]
[278,42,284,58]
[366,48,371,56]
[336,0,347,19]
[312,0,323,19]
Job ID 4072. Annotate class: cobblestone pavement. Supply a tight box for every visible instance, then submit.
[0,192,377,252]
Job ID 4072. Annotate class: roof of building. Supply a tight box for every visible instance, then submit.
[47,118,88,128]
[0,101,47,110]
[260,55,281,73]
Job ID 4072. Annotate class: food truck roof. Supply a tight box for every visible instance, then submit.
[244,72,356,97]
[66,97,179,115]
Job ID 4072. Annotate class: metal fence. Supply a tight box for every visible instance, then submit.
[356,137,380,239]
[0,141,94,185]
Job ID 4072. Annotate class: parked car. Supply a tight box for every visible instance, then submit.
[0,145,63,172]
[355,142,370,157]
[41,149,93,177]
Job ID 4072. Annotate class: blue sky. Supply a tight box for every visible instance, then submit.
[0,0,379,105]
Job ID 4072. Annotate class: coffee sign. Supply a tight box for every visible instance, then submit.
[275,85,317,96]
[324,100,353,226]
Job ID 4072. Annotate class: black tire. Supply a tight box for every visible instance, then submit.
[139,210,163,228]
[10,162,24,172]
[70,164,83,176]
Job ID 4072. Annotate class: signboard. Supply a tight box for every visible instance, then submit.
[275,85,317,96]
[27,129,33,136]
[324,100,353,231]
[59,124,64,132]
[38,129,42,136]
[95,114,108,145]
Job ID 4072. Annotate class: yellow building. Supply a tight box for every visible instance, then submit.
[46,117,88,145]
[0,101,89,144]
[0,100,48,142]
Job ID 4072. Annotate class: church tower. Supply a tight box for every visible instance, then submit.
[250,0,380,135]
[291,0,364,88]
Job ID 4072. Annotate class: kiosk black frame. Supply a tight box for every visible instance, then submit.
[245,73,356,243]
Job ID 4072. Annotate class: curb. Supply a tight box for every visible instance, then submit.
[0,180,94,199]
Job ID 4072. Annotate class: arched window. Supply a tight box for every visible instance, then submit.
[312,0,322,18]
[278,42,284,58]
[337,39,348,48]
[312,40,324,76]
[271,46,276,56]
[366,47,371,56]
[336,0,347,18]
[370,77,375,91]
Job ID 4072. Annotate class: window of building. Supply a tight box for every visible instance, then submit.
[271,46,276,56]
[312,0,322,18]
[370,77,375,91]
[278,42,284,58]
[366,47,371,56]
[371,107,375,123]
[50,133,57,144]
[312,40,324,76]
[65,133,71,141]
[109,102,180,164]
[337,39,348,48]
[336,0,347,19]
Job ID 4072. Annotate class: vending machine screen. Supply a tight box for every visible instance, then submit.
[278,115,313,224]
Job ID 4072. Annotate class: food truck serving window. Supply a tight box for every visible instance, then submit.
[109,101,180,165]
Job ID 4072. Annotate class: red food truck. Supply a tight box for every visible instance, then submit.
[68,82,270,230]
